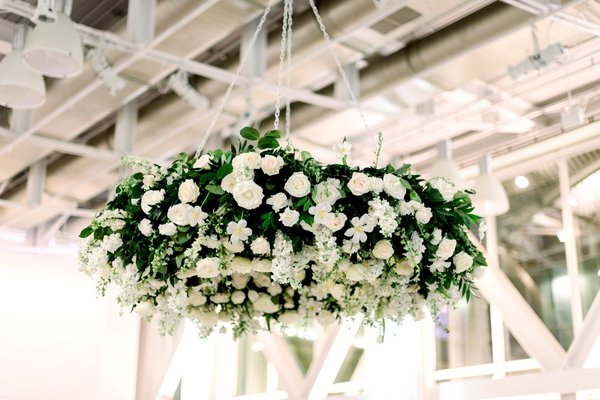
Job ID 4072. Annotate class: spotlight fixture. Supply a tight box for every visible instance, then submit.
[427,139,465,189]
[560,104,586,131]
[23,0,83,78]
[472,153,509,216]
[86,48,126,96]
[167,70,209,111]
[508,22,563,80]
[0,24,45,109]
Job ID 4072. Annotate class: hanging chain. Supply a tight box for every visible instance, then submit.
[307,0,370,135]
[284,0,294,139]
[273,0,293,131]
[195,0,273,158]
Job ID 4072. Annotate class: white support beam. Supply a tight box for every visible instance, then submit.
[484,217,507,378]
[438,367,600,400]
[38,212,72,245]
[25,158,45,207]
[180,322,215,400]
[241,17,267,78]
[126,0,155,44]
[0,18,13,54]
[0,198,95,218]
[558,159,584,334]
[564,292,600,369]
[257,332,304,400]
[114,100,138,155]
[469,232,566,371]
[302,318,362,400]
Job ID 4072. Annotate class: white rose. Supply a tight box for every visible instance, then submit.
[135,301,155,318]
[284,172,311,197]
[253,295,280,313]
[261,155,284,176]
[231,291,246,304]
[232,152,261,170]
[223,240,244,253]
[231,257,252,274]
[247,290,259,302]
[251,237,270,255]
[211,293,229,304]
[221,173,237,193]
[278,311,301,325]
[429,177,458,202]
[369,177,384,193]
[141,190,164,214]
[253,273,271,288]
[158,222,177,236]
[329,284,345,301]
[193,154,212,170]
[383,174,407,200]
[431,228,442,245]
[187,291,207,306]
[232,273,250,289]
[347,172,371,196]
[251,259,272,272]
[326,213,347,232]
[395,259,414,276]
[346,263,365,281]
[196,312,219,327]
[372,240,394,259]
[317,310,335,326]
[268,284,282,296]
[232,181,264,210]
[142,174,155,188]
[453,251,473,273]
[138,218,153,237]
[279,207,299,227]
[178,179,200,203]
[266,192,288,212]
[196,257,220,278]
[436,237,457,260]
[313,182,341,205]
[167,203,190,225]
[415,206,433,224]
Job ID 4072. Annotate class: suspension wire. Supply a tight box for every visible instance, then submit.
[273,0,292,131]
[284,0,294,140]
[194,0,273,158]
[307,0,370,134]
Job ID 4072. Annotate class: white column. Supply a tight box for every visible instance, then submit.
[485,216,507,378]
[97,299,141,400]
[558,159,584,334]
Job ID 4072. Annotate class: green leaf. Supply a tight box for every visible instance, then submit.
[409,190,422,202]
[216,163,233,179]
[79,226,93,238]
[206,184,225,195]
[257,136,279,150]
[395,164,411,175]
[398,177,412,190]
[264,129,281,139]
[301,151,312,162]
[240,126,260,141]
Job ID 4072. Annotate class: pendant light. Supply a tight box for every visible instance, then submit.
[22,0,83,78]
[0,24,46,109]
[472,153,509,216]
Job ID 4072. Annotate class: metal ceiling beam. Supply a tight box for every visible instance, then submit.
[0,198,95,218]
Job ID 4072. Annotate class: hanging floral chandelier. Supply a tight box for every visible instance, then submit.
[78,0,486,338]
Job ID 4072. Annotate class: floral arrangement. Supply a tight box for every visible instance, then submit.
[78,128,486,338]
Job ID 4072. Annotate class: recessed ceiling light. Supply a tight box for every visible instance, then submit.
[515,175,529,189]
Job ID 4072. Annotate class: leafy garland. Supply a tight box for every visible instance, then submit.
[78,128,486,338]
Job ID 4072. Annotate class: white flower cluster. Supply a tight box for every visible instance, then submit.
[80,137,485,339]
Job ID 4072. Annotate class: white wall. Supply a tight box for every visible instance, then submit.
[0,248,139,400]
